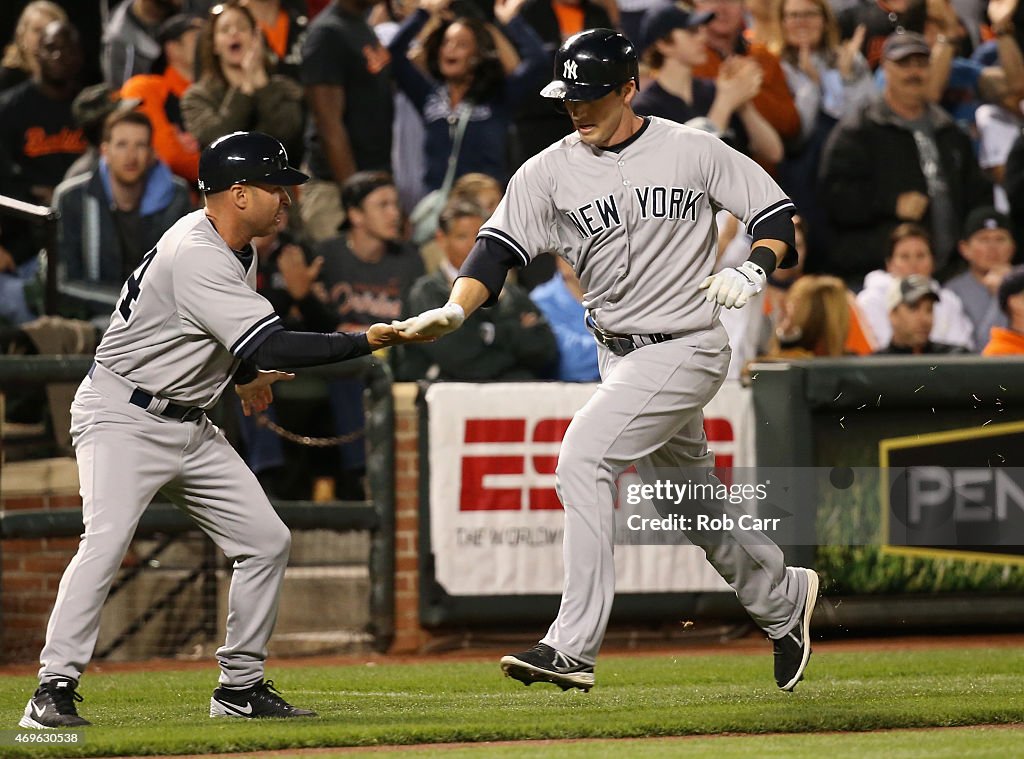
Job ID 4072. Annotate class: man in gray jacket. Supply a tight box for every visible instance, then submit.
[53,109,192,324]
[102,0,183,87]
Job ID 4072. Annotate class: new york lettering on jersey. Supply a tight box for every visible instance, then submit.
[565,185,707,238]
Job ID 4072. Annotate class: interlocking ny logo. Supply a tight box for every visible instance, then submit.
[563,59,578,80]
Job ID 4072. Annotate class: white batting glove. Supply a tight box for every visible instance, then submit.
[699,261,767,309]
[391,302,466,337]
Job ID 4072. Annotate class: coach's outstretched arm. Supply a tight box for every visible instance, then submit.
[394,235,520,337]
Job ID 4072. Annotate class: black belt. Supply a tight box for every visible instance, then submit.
[89,363,206,422]
[585,315,682,357]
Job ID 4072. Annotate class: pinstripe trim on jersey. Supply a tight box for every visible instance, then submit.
[748,199,796,238]
[478,227,531,267]
[231,314,283,357]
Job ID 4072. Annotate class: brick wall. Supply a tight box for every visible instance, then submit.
[2,388,435,664]
[390,383,430,653]
[1,459,82,664]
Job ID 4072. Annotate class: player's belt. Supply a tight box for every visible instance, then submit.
[88,362,206,423]
[585,315,682,357]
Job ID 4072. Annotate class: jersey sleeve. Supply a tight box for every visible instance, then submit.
[477,158,559,266]
[174,242,283,359]
[698,131,798,267]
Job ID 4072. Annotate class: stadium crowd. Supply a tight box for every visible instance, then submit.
[1,0,1024,498]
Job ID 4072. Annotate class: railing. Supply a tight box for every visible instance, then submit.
[0,355,396,653]
[0,193,60,316]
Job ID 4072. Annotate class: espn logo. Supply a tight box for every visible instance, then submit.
[459,417,735,511]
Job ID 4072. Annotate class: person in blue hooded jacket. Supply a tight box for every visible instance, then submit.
[53,109,192,324]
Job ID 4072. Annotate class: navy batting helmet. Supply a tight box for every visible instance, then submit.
[540,29,639,101]
[198,131,308,194]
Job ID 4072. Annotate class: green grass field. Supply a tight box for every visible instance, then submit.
[1,646,1022,757]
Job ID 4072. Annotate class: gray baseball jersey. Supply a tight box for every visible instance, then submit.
[95,209,282,407]
[479,116,809,670]
[479,116,794,335]
[37,209,292,693]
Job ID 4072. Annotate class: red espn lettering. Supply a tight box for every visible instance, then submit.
[459,417,735,511]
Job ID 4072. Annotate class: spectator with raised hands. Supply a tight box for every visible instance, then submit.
[182,0,305,158]
[769,0,874,144]
[767,0,874,254]
[691,0,802,148]
[633,4,783,166]
[387,0,548,191]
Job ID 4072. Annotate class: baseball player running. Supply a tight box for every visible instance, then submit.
[20,132,430,729]
[395,29,818,693]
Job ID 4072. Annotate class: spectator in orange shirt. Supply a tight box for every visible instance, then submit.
[120,14,203,185]
[690,0,801,147]
[982,266,1024,355]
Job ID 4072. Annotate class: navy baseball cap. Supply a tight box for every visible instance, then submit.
[962,205,1012,240]
[639,4,715,53]
[198,132,309,194]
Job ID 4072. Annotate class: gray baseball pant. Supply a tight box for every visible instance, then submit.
[541,324,807,663]
[38,365,290,688]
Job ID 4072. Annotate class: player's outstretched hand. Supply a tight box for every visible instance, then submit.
[235,370,295,417]
[699,261,767,309]
[391,302,466,338]
[367,323,437,347]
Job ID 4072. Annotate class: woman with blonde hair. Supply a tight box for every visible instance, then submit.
[772,274,851,358]
[768,0,874,145]
[182,0,305,158]
[0,1,68,92]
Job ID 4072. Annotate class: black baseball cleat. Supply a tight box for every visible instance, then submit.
[774,567,820,691]
[500,643,595,692]
[209,679,317,718]
[19,678,91,728]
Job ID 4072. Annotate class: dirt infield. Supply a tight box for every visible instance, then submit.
[98,725,1024,759]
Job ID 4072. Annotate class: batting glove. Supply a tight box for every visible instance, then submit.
[699,261,767,309]
[391,302,466,337]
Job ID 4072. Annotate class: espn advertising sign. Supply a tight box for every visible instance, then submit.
[880,421,1024,565]
[424,382,755,596]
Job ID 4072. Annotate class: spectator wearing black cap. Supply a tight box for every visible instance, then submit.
[65,84,144,183]
[52,109,191,323]
[632,3,783,166]
[874,274,970,354]
[183,1,305,159]
[819,31,991,286]
[946,206,1017,350]
[981,266,1024,355]
[121,14,204,186]
[103,0,185,87]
